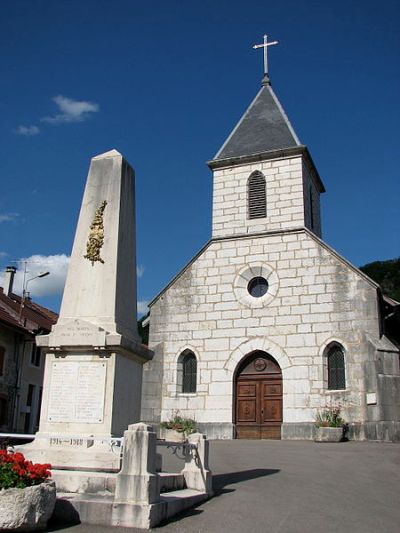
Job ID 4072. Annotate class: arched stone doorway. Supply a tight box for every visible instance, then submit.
[234,351,282,439]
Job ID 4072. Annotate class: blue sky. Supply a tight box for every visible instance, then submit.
[0,0,399,315]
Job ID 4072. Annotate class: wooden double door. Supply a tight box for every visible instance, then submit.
[235,352,282,439]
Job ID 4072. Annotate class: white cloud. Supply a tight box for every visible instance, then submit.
[0,213,20,223]
[15,125,40,136]
[0,254,70,297]
[42,95,99,124]
[137,265,145,278]
[137,300,149,316]
[0,253,149,315]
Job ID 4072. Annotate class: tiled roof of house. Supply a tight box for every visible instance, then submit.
[0,305,31,335]
[0,287,58,333]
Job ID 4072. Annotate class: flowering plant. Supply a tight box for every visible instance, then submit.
[0,450,51,490]
[160,411,197,437]
[315,405,345,428]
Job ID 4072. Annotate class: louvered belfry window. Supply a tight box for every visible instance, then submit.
[182,353,197,393]
[327,344,346,390]
[248,171,266,219]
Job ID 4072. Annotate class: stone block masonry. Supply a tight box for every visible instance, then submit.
[211,155,321,238]
[142,226,400,440]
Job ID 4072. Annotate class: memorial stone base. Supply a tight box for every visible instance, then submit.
[19,326,151,474]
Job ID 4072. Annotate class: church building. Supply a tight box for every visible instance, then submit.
[141,67,400,441]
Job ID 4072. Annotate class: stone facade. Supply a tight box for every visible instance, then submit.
[141,79,400,441]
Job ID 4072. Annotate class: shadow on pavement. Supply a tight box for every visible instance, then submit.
[213,468,280,494]
[160,468,280,527]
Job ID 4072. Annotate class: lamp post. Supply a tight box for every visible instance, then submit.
[19,271,50,324]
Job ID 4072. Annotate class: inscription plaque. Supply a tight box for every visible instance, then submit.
[47,361,107,423]
[51,319,106,347]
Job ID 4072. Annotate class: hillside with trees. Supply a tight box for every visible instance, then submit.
[359,257,400,302]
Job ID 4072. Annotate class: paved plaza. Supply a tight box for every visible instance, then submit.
[47,439,400,533]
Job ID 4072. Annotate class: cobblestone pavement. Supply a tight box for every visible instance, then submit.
[47,440,400,533]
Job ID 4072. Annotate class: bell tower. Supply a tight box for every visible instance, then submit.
[208,77,325,239]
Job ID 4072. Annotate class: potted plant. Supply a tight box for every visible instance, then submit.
[160,412,197,442]
[314,405,346,442]
[0,449,56,531]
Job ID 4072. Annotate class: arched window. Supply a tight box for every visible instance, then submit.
[327,343,346,390]
[178,351,197,393]
[248,171,266,219]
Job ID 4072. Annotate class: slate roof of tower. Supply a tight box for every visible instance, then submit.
[213,80,301,161]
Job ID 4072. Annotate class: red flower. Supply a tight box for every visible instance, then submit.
[0,450,52,489]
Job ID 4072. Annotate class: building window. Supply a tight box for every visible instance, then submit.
[24,384,35,433]
[35,387,43,431]
[0,396,7,426]
[0,346,5,376]
[178,351,197,393]
[327,344,346,390]
[30,344,41,367]
[248,277,269,298]
[248,171,266,219]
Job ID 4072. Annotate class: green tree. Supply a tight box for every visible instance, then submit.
[359,258,400,302]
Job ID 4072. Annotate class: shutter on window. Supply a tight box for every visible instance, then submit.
[248,172,266,219]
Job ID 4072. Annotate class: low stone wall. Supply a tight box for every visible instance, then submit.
[195,423,234,440]
[281,423,316,440]
[349,421,400,442]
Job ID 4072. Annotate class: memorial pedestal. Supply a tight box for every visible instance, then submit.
[21,325,152,472]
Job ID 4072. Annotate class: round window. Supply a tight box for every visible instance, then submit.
[247,276,269,298]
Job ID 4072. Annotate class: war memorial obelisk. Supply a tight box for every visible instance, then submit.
[26,149,153,471]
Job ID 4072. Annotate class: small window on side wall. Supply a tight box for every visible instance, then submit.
[0,346,5,376]
[327,343,346,390]
[178,351,197,393]
[248,171,266,219]
[0,396,7,425]
[30,344,41,367]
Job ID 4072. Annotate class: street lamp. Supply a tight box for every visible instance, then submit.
[19,271,50,324]
[24,271,50,298]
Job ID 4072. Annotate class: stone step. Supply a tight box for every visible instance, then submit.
[158,472,186,492]
[160,489,208,520]
[55,488,208,529]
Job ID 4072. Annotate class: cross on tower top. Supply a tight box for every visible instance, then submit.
[253,34,279,82]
